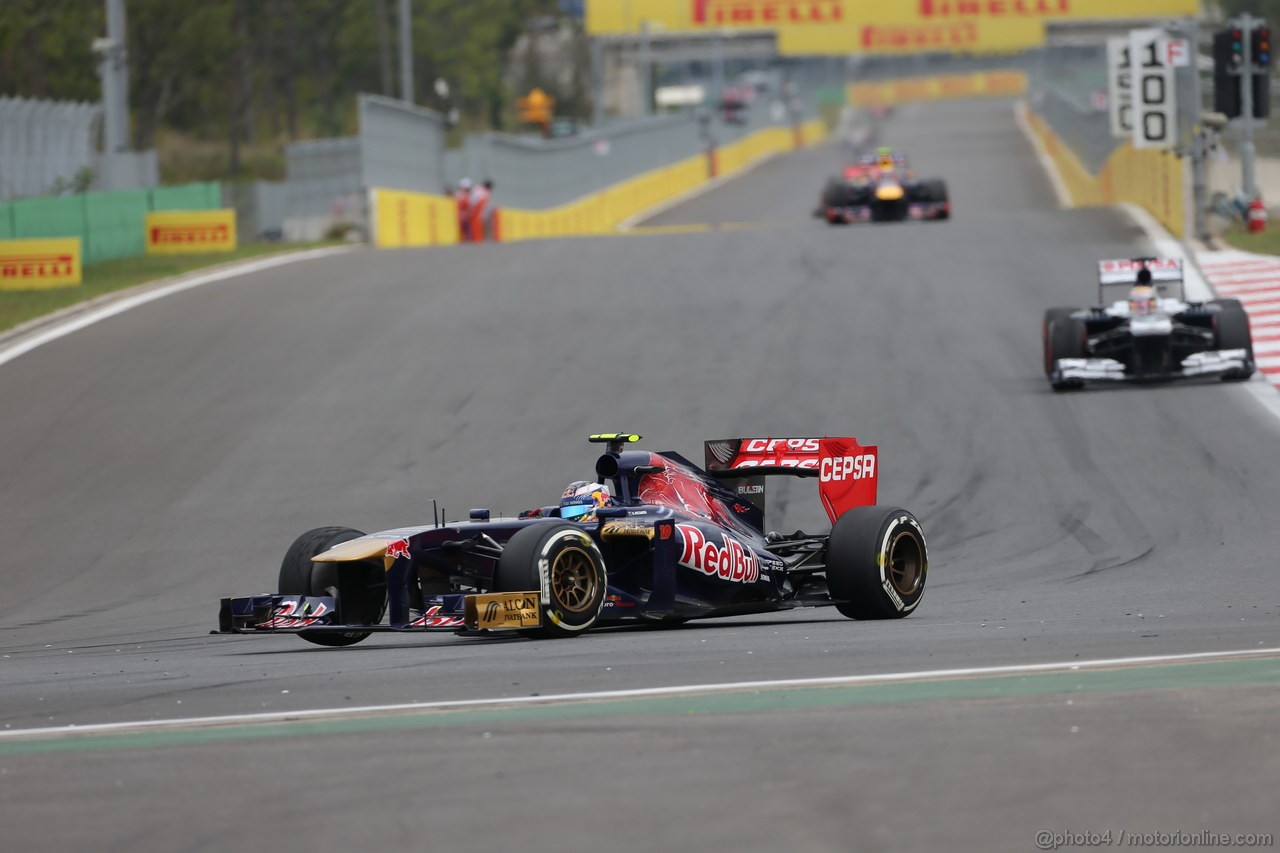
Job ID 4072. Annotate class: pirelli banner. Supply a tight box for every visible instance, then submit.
[0,237,83,290]
[145,210,237,254]
[586,1,1202,55]
[849,70,1028,106]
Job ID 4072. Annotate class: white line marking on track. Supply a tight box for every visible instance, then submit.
[0,246,355,369]
[4,646,1279,740]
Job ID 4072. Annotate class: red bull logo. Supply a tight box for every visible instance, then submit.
[386,539,411,560]
[677,523,760,583]
[257,598,330,629]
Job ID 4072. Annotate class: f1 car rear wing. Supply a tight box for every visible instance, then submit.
[704,437,878,525]
[1097,258,1185,304]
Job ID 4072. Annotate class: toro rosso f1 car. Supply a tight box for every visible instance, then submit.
[819,149,949,224]
[1043,258,1255,391]
[216,433,929,646]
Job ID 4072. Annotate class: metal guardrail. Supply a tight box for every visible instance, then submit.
[269,86,823,239]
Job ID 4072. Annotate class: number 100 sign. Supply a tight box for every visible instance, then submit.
[1130,28,1178,151]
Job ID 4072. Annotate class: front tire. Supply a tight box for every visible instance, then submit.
[923,179,949,219]
[278,526,387,647]
[825,507,928,620]
[1047,314,1087,391]
[1043,307,1078,376]
[494,523,607,638]
[1211,299,1255,381]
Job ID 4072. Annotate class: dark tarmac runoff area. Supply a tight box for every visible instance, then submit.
[0,98,1277,852]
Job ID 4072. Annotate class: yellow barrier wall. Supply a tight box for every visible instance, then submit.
[370,189,461,248]
[370,118,829,247]
[1023,106,1185,238]
[500,120,827,243]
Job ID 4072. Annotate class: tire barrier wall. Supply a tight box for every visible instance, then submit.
[848,70,1028,107]
[370,118,827,247]
[1022,105,1186,238]
[0,182,223,264]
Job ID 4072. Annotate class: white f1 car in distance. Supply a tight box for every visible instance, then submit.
[1043,257,1255,391]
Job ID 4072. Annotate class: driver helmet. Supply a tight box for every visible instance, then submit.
[1128,285,1159,316]
[560,481,613,521]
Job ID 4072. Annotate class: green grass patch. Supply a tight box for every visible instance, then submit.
[1218,222,1280,256]
[0,242,342,335]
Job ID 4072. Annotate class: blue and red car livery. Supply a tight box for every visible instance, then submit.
[217,433,931,646]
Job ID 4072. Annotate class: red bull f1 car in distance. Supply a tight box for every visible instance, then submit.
[1043,258,1255,391]
[819,148,949,224]
[217,434,930,646]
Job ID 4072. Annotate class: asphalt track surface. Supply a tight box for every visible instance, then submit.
[1,99,1278,851]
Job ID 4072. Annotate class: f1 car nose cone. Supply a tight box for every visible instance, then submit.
[876,184,905,201]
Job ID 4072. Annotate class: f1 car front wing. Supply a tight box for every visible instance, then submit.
[1053,348,1251,382]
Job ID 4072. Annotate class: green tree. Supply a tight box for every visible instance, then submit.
[0,0,102,101]
[2,0,565,180]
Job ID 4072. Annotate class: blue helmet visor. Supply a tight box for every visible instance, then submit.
[561,502,595,520]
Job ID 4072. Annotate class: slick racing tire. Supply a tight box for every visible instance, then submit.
[1047,314,1088,391]
[923,179,949,218]
[826,507,928,620]
[495,522,607,639]
[278,526,388,647]
[1042,308,1078,376]
[1211,298,1256,381]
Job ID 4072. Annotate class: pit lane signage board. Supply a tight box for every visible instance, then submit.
[145,210,237,254]
[1107,37,1133,140]
[0,237,82,290]
[1129,28,1177,151]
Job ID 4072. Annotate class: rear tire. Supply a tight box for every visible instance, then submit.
[1211,299,1255,381]
[826,507,928,620]
[278,526,387,647]
[495,523,607,638]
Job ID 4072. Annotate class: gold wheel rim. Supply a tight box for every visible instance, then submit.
[887,531,924,596]
[550,546,599,613]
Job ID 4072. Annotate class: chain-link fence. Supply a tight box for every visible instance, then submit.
[0,97,102,201]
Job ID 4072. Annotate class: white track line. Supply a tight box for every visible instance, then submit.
[0,246,355,369]
[4,646,1278,740]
